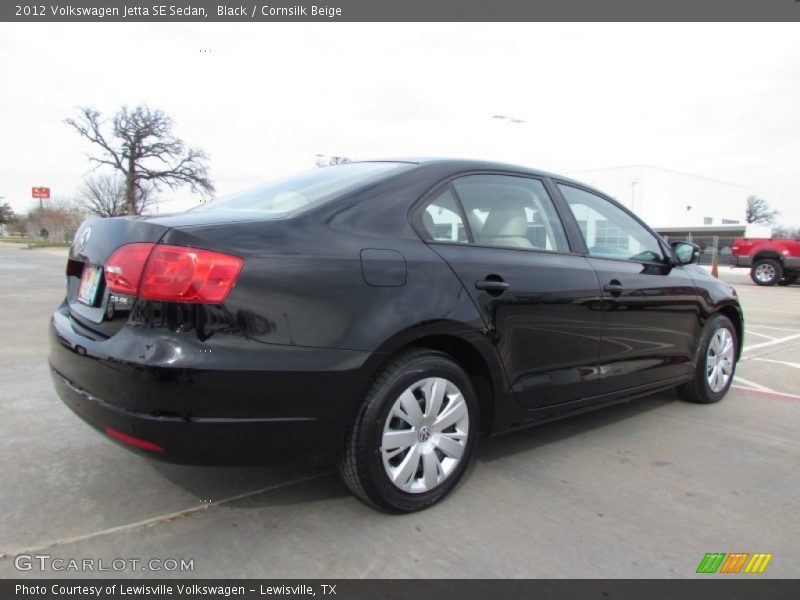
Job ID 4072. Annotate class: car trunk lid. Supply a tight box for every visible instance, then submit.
[66,217,169,338]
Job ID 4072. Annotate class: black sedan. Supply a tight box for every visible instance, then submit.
[50,159,743,512]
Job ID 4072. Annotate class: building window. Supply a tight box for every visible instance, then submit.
[704,217,713,225]
[576,220,588,241]
[594,219,629,250]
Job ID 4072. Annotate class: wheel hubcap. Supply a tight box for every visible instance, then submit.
[706,328,735,393]
[381,377,470,494]
[755,263,776,282]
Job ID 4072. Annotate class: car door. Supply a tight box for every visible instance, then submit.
[416,173,604,409]
[555,182,700,395]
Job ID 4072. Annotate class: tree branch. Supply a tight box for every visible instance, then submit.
[66,104,214,214]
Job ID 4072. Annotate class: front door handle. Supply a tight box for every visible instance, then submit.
[603,281,624,296]
[475,278,510,296]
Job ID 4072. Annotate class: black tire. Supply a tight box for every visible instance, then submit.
[339,348,479,512]
[750,258,783,286]
[777,273,799,286]
[678,314,738,404]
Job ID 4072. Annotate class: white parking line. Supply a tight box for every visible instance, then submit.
[745,325,800,333]
[745,330,776,340]
[753,358,800,370]
[732,376,775,393]
[743,333,800,353]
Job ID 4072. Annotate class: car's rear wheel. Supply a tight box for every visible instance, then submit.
[678,314,737,404]
[339,349,478,512]
[750,258,782,286]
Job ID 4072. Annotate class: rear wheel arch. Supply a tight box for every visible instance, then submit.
[364,327,503,436]
[753,251,783,263]
[403,334,497,435]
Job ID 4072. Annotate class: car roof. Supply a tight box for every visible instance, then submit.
[357,157,590,189]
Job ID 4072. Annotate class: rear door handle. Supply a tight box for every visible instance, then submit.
[603,281,624,296]
[475,279,510,295]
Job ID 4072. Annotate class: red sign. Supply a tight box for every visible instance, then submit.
[32,187,50,199]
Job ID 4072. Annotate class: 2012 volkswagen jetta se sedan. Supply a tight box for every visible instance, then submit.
[50,159,743,512]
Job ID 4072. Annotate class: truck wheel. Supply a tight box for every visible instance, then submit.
[777,273,799,286]
[750,258,782,286]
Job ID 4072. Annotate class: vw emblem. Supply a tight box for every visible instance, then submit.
[418,426,432,443]
[77,226,92,251]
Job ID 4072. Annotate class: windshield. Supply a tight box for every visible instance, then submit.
[194,162,413,215]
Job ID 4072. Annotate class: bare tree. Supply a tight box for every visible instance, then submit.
[0,200,15,225]
[65,105,214,215]
[772,225,800,239]
[23,197,87,242]
[745,195,778,224]
[78,173,157,217]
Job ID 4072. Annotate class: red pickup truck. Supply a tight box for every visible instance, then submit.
[731,237,800,286]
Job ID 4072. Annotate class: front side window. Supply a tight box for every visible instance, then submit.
[558,184,663,262]
[451,175,569,252]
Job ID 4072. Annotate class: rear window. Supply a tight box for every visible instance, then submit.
[194,162,412,215]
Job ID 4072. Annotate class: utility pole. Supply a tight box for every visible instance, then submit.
[631,179,639,212]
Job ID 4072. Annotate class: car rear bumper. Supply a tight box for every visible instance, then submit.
[49,305,378,465]
[51,368,337,465]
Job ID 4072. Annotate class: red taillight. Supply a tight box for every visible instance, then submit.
[105,243,155,295]
[139,245,243,303]
[103,243,243,303]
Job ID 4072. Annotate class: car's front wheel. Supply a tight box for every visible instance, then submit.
[678,314,738,404]
[339,349,478,512]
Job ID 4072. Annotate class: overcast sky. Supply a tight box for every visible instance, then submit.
[1,22,799,224]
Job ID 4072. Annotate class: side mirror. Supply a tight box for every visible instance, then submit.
[671,241,700,266]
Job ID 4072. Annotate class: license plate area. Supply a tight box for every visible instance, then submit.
[76,264,103,306]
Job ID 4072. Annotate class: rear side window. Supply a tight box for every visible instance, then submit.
[422,188,468,244]
[558,184,664,262]
[451,175,570,252]
[195,162,412,215]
